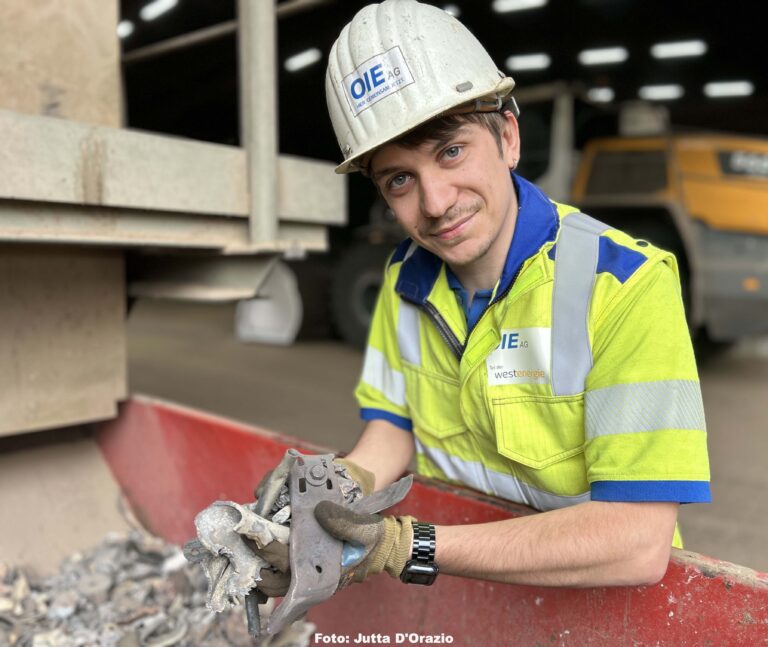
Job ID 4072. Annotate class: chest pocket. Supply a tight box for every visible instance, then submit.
[403,364,467,439]
[491,394,584,469]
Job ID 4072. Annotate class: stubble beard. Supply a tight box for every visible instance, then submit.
[419,199,483,241]
[429,196,516,272]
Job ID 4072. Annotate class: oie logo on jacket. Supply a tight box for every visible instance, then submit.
[486,328,551,386]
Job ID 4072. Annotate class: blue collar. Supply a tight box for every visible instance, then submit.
[446,265,494,329]
[394,174,560,305]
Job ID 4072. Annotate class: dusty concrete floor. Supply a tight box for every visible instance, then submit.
[127,299,768,573]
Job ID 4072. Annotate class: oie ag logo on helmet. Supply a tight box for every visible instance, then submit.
[342,46,415,116]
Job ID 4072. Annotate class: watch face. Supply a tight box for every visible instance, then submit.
[401,560,439,586]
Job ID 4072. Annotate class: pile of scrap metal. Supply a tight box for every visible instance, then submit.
[186,450,412,639]
[0,528,313,647]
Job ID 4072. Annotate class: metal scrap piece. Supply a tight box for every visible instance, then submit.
[12,573,29,617]
[270,487,291,513]
[231,502,291,546]
[186,607,217,643]
[30,628,72,647]
[256,451,298,514]
[193,502,271,610]
[271,505,291,525]
[160,549,187,575]
[181,539,208,565]
[335,463,366,503]
[77,572,113,604]
[144,618,188,647]
[47,589,79,620]
[184,449,413,642]
[3,530,316,647]
[133,611,167,641]
[267,452,346,635]
[266,452,414,636]
[348,474,414,515]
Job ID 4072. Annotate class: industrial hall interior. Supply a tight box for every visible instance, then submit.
[0,0,767,645]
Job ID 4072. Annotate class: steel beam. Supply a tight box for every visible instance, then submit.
[0,201,329,252]
[238,0,278,245]
[0,110,343,227]
[122,0,334,65]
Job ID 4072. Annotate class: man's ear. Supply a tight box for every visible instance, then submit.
[500,111,521,169]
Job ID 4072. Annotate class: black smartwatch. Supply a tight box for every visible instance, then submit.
[400,522,439,585]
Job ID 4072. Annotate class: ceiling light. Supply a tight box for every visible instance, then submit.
[506,53,551,71]
[284,48,323,73]
[587,87,615,103]
[638,84,684,101]
[140,0,178,22]
[651,40,707,59]
[704,81,754,98]
[117,20,134,39]
[493,0,547,13]
[578,47,628,66]
[443,4,461,17]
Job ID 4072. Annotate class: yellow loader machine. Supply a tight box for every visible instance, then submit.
[572,134,768,340]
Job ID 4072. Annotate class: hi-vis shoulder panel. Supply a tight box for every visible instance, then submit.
[551,213,610,395]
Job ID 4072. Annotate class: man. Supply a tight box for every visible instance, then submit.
[261,0,710,593]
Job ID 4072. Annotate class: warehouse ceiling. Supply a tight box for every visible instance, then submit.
[119,0,767,165]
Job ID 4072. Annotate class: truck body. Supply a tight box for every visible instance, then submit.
[0,0,346,437]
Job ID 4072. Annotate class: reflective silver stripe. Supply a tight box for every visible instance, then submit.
[414,438,591,512]
[586,380,706,439]
[397,300,421,366]
[360,346,406,407]
[551,213,610,396]
[403,240,418,261]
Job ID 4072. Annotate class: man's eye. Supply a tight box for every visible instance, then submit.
[443,145,462,160]
[389,174,408,189]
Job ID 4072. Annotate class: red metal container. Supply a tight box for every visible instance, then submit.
[97,396,768,646]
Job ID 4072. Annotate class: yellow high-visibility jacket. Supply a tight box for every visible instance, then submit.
[356,175,710,547]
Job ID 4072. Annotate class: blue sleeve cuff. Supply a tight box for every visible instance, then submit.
[591,480,711,504]
[360,408,413,432]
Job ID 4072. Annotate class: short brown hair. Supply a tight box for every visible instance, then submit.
[394,111,507,157]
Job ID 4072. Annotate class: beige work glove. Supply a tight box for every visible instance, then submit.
[314,501,416,588]
[334,457,375,497]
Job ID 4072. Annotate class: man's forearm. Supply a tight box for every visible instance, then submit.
[345,419,415,490]
[435,501,678,587]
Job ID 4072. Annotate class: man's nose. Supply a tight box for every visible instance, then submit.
[419,172,457,219]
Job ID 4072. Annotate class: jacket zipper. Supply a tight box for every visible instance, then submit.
[461,266,523,355]
[421,301,464,361]
[420,264,525,362]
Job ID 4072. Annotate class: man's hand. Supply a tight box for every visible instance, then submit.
[314,502,415,587]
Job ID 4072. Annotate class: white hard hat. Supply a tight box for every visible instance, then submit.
[326,0,516,174]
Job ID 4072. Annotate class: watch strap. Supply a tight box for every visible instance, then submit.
[400,522,439,585]
[410,522,436,563]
